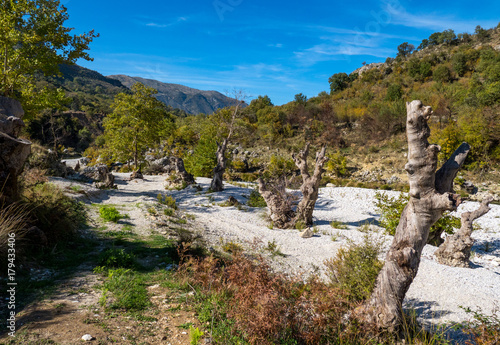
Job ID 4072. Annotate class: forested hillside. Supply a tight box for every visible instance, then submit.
[174,25,500,168]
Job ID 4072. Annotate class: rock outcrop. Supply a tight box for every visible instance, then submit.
[81,164,115,189]
[152,157,195,189]
[0,96,32,201]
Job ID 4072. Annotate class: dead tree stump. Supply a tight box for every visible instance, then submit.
[210,138,228,192]
[257,143,328,228]
[361,100,469,332]
[435,196,493,268]
[293,144,328,226]
[257,177,295,228]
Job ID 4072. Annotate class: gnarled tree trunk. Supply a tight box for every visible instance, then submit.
[210,100,243,192]
[210,138,228,192]
[257,177,295,228]
[361,100,469,331]
[293,144,328,226]
[435,196,493,268]
[257,143,328,228]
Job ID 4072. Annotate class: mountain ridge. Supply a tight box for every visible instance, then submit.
[107,75,240,115]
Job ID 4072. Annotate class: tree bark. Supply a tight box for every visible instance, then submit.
[434,196,493,268]
[361,100,468,331]
[257,177,295,228]
[209,100,243,192]
[293,143,328,226]
[257,143,328,228]
[210,138,228,192]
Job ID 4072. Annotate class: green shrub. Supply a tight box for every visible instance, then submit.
[247,189,267,207]
[158,193,178,210]
[461,307,500,344]
[325,236,383,301]
[325,152,349,177]
[433,65,452,83]
[330,220,348,229]
[164,208,175,217]
[98,248,136,268]
[100,268,150,311]
[231,159,246,172]
[385,84,403,101]
[22,182,87,243]
[265,154,296,179]
[99,205,124,223]
[295,220,306,231]
[374,191,460,245]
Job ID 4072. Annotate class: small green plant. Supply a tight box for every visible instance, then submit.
[295,220,306,231]
[147,207,157,215]
[330,232,341,242]
[98,248,136,269]
[99,205,124,223]
[221,240,243,254]
[247,189,267,207]
[325,235,384,301]
[330,220,348,229]
[69,185,83,192]
[164,208,175,217]
[461,307,500,345]
[189,325,204,345]
[325,152,350,177]
[265,239,286,257]
[157,193,178,209]
[99,268,150,311]
[177,322,195,329]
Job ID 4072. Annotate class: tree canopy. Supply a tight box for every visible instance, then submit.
[0,0,98,97]
[102,83,175,169]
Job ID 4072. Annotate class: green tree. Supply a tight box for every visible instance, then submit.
[103,83,175,170]
[0,0,98,97]
[433,65,452,83]
[440,29,456,45]
[452,52,467,77]
[396,42,414,59]
[475,25,490,42]
[328,72,350,93]
[385,84,403,101]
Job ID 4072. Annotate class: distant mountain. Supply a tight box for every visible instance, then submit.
[107,75,240,115]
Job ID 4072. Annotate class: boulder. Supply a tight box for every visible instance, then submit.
[81,164,115,188]
[130,170,144,180]
[0,96,32,201]
[151,156,195,188]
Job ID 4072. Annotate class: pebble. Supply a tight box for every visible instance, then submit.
[81,334,93,341]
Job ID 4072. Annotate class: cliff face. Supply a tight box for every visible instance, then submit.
[0,97,31,201]
[107,75,240,115]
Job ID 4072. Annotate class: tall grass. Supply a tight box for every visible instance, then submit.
[0,203,30,274]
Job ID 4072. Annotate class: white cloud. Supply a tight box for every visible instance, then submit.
[382,1,497,32]
[144,16,188,29]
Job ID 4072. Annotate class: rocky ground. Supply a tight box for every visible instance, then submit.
[2,171,499,344]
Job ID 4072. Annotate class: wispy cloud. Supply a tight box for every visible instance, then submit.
[268,43,283,48]
[295,43,393,66]
[144,16,188,28]
[382,1,497,32]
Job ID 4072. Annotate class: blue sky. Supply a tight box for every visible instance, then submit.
[65,0,500,105]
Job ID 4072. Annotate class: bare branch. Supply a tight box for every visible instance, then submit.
[435,142,470,194]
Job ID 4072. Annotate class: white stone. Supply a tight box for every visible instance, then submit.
[81,334,93,341]
[300,227,313,239]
